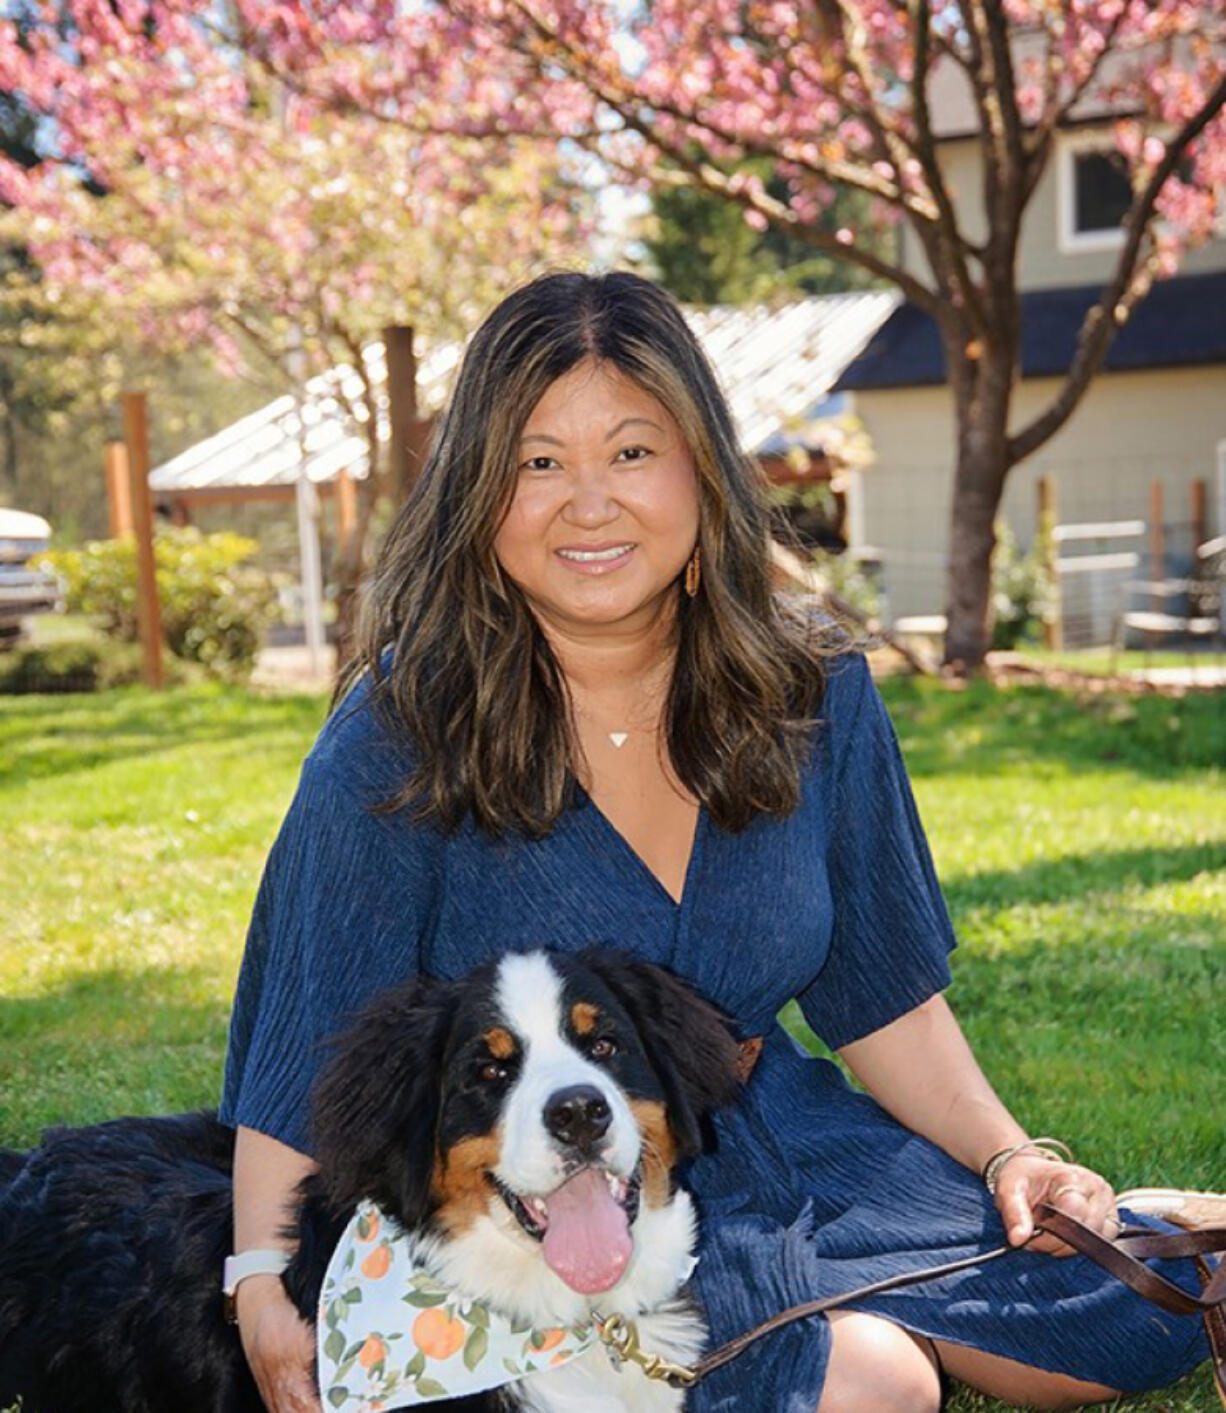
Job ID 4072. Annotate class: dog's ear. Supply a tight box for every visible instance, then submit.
[311,975,458,1226]
[581,951,743,1158]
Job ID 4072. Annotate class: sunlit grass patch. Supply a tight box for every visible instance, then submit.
[2,675,1222,1411]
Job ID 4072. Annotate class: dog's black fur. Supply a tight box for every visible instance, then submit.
[0,951,741,1413]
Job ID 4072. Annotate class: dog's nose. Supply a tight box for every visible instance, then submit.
[544,1085,612,1150]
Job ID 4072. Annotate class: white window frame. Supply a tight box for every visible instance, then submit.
[1057,131,1131,255]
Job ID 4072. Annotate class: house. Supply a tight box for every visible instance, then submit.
[832,37,1226,644]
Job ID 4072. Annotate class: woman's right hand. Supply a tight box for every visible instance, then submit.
[236,1274,321,1413]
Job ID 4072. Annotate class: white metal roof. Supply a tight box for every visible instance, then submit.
[149,291,898,495]
[687,290,899,452]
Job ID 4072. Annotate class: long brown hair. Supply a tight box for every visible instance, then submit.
[353,271,836,836]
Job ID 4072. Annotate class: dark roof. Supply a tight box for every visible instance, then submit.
[833,269,1226,390]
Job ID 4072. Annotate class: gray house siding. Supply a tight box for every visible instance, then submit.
[853,364,1226,640]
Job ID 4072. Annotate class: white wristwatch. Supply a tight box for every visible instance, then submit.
[222,1248,291,1323]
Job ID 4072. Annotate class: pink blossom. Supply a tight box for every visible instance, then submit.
[4,0,1222,376]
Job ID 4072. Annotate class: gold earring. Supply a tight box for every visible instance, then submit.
[684,547,701,598]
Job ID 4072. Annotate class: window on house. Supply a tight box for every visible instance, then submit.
[1072,150,1132,235]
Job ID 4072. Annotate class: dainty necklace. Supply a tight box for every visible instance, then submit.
[573,677,669,751]
[572,704,640,750]
[574,708,634,749]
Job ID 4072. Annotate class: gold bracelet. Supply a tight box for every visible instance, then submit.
[981,1137,1074,1196]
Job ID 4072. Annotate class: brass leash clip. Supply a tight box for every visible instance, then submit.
[593,1311,699,1388]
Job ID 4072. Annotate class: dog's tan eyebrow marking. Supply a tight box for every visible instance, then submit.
[570,1002,600,1036]
[483,1026,516,1060]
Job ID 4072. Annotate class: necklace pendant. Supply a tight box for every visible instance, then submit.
[608,732,629,749]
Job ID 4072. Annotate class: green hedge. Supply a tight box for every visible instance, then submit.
[37,528,280,680]
[0,640,201,694]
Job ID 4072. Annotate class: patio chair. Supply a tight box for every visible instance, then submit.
[1111,536,1224,672]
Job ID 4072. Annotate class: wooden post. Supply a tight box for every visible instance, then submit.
[122,392,165,690]
[1037,475,1062,651]
[105,441,133,539]
[383,324,420,503]
[335,468,358,555]
[410,413,432,490]
[1191,478,1207,551]
[1149,480,1165,610]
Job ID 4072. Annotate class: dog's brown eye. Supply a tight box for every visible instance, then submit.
[478,1061,508,1083]
[589,1037,618,1061]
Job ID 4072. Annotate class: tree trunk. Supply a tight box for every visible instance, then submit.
[334,577,360,682]
[942,345,1014,672]
[383,324,420,505]
[331,359,387,683]
[943,448,1005,670]
[331,487,369,680]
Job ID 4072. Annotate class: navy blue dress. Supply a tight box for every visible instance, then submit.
[220,653,1208,1409]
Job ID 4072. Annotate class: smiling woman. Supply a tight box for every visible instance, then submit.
[215,271,1218,1413]
[495,359,700,638]
[493,357,705,899]
[354,271,827,844]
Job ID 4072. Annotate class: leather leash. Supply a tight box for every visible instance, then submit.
[1035,1202,1226,1408]
[1034,1204,1226,1314]
[596,1202,1226,1392]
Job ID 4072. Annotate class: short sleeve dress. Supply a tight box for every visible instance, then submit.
[220,653,1209,1410]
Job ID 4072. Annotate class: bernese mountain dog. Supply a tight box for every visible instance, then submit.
[0,949,742,1412]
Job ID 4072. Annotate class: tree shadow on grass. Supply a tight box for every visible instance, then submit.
[787,905,1225,1184]
[878,676,1226,780]
[0,686,326,789]
[950,912,1225,1019]
[942,840,1226,914]
[947,920,1226,1201]
[0,967,234,1146]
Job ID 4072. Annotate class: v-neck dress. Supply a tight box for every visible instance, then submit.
[219,653,1209,1410]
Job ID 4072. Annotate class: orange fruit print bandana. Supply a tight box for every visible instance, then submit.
[316,1200,600,1410]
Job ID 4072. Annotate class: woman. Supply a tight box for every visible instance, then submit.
[220,271,1211,1413]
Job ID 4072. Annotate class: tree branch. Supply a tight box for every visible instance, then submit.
[812,0,912,183]
[964,0,1026,284]
[513,6,936,216]
[602,137,943,312]
[1023,6,1128,207]
[493,0,954,308]
[906,0,990,335]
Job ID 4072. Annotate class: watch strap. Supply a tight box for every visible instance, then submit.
[222,1248,292,1323]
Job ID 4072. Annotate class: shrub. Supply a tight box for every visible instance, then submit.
[804,547,884,625]
[0,640,143,694]
[991,521,1052,650]
[38,529,279,679]
[0,639,203,694]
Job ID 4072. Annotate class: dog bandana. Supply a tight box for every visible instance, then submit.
[317,1201,601,1411]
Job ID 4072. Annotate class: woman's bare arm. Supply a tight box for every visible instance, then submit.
[232,1125,322,1413]
[838,994,1116,1254]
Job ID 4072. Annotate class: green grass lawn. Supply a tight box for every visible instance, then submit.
[1,676,1222,1411]
[1014,644,1226,678]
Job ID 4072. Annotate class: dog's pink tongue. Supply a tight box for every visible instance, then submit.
[541,1168,632,1294]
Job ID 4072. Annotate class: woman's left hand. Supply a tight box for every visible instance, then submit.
[995,1154,1119,1255]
